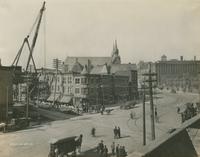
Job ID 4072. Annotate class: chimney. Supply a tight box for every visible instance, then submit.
[180,56,183,61]
[87,59,91,73]
[194,56,196,61]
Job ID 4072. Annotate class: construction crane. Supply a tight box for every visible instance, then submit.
[9,2,46,125]
[12,1,46,73]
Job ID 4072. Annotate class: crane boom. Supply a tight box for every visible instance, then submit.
[26,1,46,72]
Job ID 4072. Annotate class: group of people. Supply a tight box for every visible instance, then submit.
[178,103,199,123]
[111,142,127,157]
[97,141,127,157]
[115,144,127,157]
[97,140,108,157]
[113,126,121,139]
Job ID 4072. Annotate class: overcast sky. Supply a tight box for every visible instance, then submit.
[0,0,200,68]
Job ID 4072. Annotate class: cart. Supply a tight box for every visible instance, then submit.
[48,136,78,157]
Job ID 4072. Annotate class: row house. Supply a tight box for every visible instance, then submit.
[38,66,138,107]
[73,73,133,107]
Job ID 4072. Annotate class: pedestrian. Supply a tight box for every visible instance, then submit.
[77,106,79,114]
[54,146,59,157]
[181,112,185,123]
[114,126,117,139]
[121,146,127,157]
[155,107,159,122]
[118,127,121,138]
[99,140,104,155]
[103,145,108,157]
[91,127,96,137]
[111,142,115,155]
[119,146,123,157]
[101,108,104,115]
[116,144,119,157]
[97,142,102,154]
[76,134,83,153]
[130,112,133,119]
[177,106,180,114]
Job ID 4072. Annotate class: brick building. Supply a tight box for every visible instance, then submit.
[37,41,138,106]
[73,74,130,107]
[0,66,14,122]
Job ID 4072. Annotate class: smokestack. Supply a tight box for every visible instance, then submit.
[194,56,196,61]
[180,56,183,61]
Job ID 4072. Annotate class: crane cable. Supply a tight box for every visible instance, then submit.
[28,12,40,38]
[43,9,46,68]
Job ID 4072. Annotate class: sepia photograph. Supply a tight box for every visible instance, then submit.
[0,0,200,157]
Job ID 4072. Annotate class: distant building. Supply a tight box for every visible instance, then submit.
[37,68,56,101]
[137,61,155,87]
[73,73,131,107]
[156,55,200,92]
[37,41,138,106]
[64,40,121,73]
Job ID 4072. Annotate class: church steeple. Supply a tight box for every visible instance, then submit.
[112,40,119,55]
[111,40,121,64]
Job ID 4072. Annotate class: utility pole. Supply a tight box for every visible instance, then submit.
[6,86,9,123]
[142,83,146,145]
[143,63,157,140]
[26,83,29,119]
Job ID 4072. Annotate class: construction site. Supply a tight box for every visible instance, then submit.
[0,1,200,157]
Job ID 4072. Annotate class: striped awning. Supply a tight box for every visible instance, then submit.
[59,96,72,103]
[47,94,60,102]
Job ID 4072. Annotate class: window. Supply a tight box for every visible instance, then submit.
[83,88,88,94]
[63,77,66,84]
[68,77,72,83]
[81,78,85,84]
[75,88,80,94]
[90,78,93,84]
[81,88,84,94]
[75,78,80,84]
[81,78,88,84]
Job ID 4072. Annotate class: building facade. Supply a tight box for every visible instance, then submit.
[0,66,14,122]
[37,41,138,106]
[156,56,200,92]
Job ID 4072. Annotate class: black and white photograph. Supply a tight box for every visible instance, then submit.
[0,0,200,157]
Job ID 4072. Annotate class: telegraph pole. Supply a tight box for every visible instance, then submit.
[142,83,146,145]
[143,63,157,140]
[6,86,9,123]
[26,82,29,119]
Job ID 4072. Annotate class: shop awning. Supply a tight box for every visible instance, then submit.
[47,94,60,102]
[59,96,72,103]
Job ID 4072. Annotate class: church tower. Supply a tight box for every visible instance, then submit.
[111,40,121,64]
